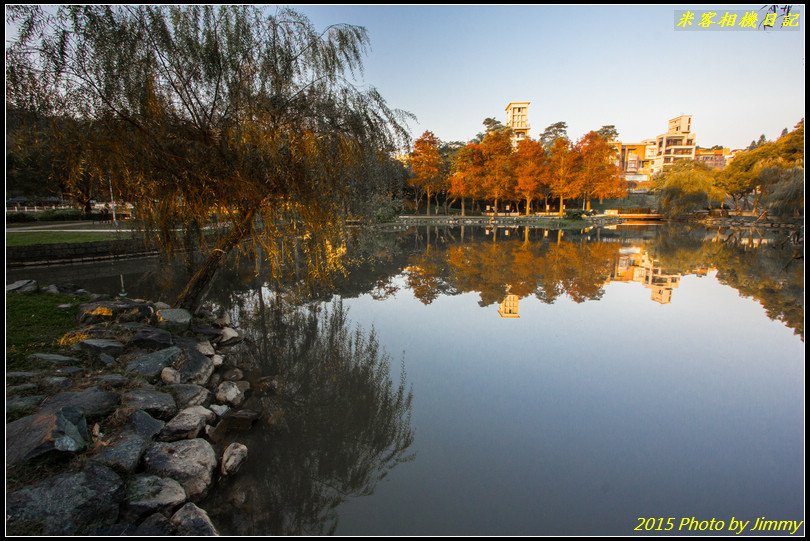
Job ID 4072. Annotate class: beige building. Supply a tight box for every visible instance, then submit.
[498,293,520,318]
[505,101,530,146]
[652,115,696,174]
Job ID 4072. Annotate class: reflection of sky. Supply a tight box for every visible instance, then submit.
[334,270,804,534]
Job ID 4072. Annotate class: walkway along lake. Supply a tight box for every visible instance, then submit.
[7,224,805,534]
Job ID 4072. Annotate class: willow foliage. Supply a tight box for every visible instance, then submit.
[7,5,412,307]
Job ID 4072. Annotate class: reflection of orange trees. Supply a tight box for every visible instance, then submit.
[411,232,621,309]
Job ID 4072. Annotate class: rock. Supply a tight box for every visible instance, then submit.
[98,353,117,367]
[161,367,181,384]
[209,404,229,417]
[214,312,231,328]
[41,376,71,389]
[208,373,222,390]
[218,327,240,345]
[222,367,244,381]
[176,347,215,385]
[126,410,166,439]
[28,352,80,366]
[167,384,210,408]
[122,390,177,420]
[8,383,37,394]
[143,439,217,501]
[126,346,183,379]
[153,301,171,310]
[211,354,224,367]
[78,299,152,324]
[6,395,45,416]
[6,407,89,466]
[6,463,123,535]
[159,406,216,441]
[6,279,38,293]
[95,374,130,387]
[129,327,174,350]
[51,366,84,377]
[196,340,216,356]
[42,389,120,418]
[123,475,187,521]
[257,376,280,394]
[156,308,192,332]
[92,433,149,474]
[43,284,61,294]
[216,381,250,406]
[191,325,223,340]
[221,443,248,476]
[170,502,219,536]
[58,303,73,309]
[7,371,40,383]
[79,338,125,356]
[222,409,260,431]
[133,512,175,535]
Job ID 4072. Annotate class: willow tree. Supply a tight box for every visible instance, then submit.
[6,5,411,309]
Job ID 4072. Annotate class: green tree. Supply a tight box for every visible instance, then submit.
[655,161,723,218]
[596,125,619,141]
[540,121,569,149]
[7,6,411,309]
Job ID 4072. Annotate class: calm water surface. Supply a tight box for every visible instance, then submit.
[9,225,804,535]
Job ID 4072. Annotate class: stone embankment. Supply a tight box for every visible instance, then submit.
[6,279,279,535]
[395,214,623,228]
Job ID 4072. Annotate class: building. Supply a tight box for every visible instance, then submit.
[652,114,696,174]
[611,139,658,185]
[695,147,732,169]
[498,293,520,318]
[505,101,530,146]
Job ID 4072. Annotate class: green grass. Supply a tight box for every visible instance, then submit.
[6,292,87,371]
[5,231,123,246]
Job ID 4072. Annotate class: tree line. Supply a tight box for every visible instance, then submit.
[407,121,626,217]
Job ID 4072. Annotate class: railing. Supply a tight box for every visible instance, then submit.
[6,205,75,212]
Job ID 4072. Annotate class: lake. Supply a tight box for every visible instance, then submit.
[9,224,805,535]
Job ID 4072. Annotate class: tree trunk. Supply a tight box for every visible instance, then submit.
[544,195,549,212]
[426,190,431,216]
[558,196,564,217]
[525,197,531,216]
[461,198,466,217]
[586,198,591,211]
[173,209,256,310]
[493,198,498,217]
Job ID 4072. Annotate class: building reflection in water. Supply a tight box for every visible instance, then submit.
[498,287,520,318]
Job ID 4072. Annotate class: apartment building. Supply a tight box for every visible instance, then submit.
[652,115,696,174]
[505,101,530,146]
[694,147,732,169]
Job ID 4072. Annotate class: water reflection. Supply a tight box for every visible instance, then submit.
[396,226,803,336]
[202,298,414,535]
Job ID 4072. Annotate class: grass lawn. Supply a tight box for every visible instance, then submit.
[6,231,124,246]
[6,292,87,371]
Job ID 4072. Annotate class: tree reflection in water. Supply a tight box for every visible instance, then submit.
[204,298,414,535]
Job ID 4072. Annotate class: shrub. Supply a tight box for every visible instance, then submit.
[6,212,37,223]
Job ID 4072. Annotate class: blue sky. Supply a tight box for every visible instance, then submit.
[292,5,805,149]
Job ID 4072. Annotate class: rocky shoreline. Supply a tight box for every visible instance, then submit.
[6,279,277,535]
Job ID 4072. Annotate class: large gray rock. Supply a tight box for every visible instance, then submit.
[79,338,125,356]
[7,370,40,383]
[177,348,215,386]
[133,512,175,535]
[6,407,89,466]
[159,406,216,441]
[215,380,250,406]
[143,439,217,501]
[126,410,166,439]
[41,388,120,418]
[28,352,80,366]
[6,395,45,416]
[156,308,192,332]
[221,442,248,476]
[125,346,183,380]
[129,327,174,350]
[95,374,130,388]
[167,383,210,408]
[78,299,152,324]
[122,390,177,420]
[92,433,149,474]
[7,279,38,293]
[170,503,219,536]
[6,463,124,535]
[218,327,241,345]
[123,475,187,521]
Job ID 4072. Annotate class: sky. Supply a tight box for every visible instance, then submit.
[291,4,805,149]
